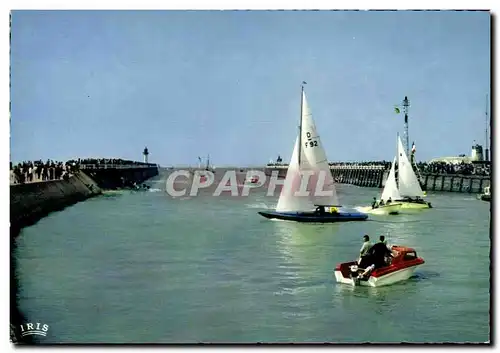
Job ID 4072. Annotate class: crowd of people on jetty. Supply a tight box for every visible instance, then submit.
[10,158,157,185]
[10,160,76,185]
[416,161,490,176]
[65,158,156,168]
[267,156,491,176]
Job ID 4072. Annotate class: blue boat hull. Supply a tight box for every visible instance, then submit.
[258,210,368,223]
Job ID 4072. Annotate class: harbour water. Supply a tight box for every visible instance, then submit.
[14,171,490,343]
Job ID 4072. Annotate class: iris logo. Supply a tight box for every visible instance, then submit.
[19,322,49,337]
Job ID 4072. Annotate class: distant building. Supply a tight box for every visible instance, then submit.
[471,144,484,162]
[428,143,485,165]
[428,156,472,165]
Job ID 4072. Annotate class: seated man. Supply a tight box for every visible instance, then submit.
[371,197,378,209]
[379,235,392,264]
[367,240,394,269]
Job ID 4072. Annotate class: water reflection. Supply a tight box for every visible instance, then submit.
[271,221,341,258]
[266,221,342,296]
[331,276,422,317]
[375,216,422,247]
[334,278,421,298]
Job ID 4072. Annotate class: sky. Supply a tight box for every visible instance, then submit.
[10,10,491,166]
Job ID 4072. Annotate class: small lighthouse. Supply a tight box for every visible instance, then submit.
[143,147,149,164]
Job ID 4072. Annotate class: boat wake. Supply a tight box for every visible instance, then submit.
[148,188,162,192]
[247,203,273,209]
[367,219,421,223]
[354,206,371,213]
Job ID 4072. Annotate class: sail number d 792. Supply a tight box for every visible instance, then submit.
[304,132,318,148]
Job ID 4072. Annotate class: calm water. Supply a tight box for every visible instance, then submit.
[14,171,491,343]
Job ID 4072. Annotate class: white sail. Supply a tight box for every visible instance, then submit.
[299,92,339,207]
[275,90,339,212]
[397,136,424,197]
[276,136,314,212]
[380,156,401,201]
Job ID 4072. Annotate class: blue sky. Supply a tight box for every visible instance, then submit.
[10,10,490,166]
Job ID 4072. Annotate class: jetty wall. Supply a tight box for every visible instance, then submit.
[330,166,387,188]
[418,173,489,194]
[82,166,159,189]
[264,165,490,193]
[10,171,102,234]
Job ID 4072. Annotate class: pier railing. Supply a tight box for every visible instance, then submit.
[265,164,388,171]
[264,163,490,193]
[79,163,159,170]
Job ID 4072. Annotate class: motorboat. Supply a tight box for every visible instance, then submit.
[334,245,425,287]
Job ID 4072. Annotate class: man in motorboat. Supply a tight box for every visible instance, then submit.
[357,236,394,280]
[354,234,376,281]
[357,235,372,268]
[379,235,394,263]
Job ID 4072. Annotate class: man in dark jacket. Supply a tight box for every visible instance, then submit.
[368,240,393,269]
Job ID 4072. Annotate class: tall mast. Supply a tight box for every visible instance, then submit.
[298,82,306,166]
[485,94,489,161]
[402,96,410,157]
[396,132,400,186]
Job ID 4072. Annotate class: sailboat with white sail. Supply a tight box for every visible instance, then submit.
[359,156,403,215]
[394,136,432,209]
[258,83,368,223]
